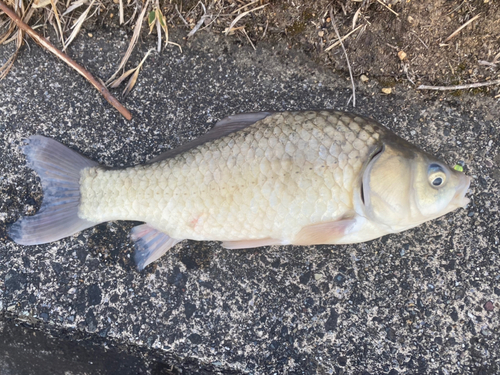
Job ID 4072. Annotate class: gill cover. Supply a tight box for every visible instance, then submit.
[361,140,471,232]
[361,143,414,229]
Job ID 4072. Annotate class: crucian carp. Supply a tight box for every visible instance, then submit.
[9,111,471,270]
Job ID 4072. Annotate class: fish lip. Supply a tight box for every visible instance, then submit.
[454,174,472,208]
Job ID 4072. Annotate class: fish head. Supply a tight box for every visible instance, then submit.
[361,140,471,232]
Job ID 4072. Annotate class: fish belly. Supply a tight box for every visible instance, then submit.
[78,111,381,242]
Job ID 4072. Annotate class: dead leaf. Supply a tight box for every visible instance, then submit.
[109,49,153,96]
[63,0,96,51]
[32,0,51,8]
[109,67,137,88]
[106,0,150,85]
[123,68,140,97]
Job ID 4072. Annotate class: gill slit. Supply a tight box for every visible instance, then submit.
[360,145,384,206]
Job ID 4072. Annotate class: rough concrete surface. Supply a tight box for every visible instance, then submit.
[0,27,499,374]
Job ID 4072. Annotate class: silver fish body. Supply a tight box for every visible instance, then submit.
[9,110,471,270]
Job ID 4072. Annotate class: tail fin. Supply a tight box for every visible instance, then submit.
[9,135,101,245]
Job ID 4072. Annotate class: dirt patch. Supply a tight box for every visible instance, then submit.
[1,0,499,96]
[223,0,500,92]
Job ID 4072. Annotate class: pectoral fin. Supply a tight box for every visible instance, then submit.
[222,238,283,249]
[292,218,357,246]
[131,224,183,271]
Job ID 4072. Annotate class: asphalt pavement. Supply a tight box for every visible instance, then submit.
[0,26,499,374]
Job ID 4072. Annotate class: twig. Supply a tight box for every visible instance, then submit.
[187,2,207,38]
[325,24,362,52]
[402,62,415,86]
[224,3,268,35]
[241,27,255,51]
[231,0,259,14]
[410,31,428,49]
[494,52,500,64]
[0,0,132,120]
[175,4,189,26]
[376,0,398,16]
[260,19,268,40]
[330,9,355,108]
[119,0,124,24]
[445,13,481,42]
[478,60,497,68]
[417,79,500,91]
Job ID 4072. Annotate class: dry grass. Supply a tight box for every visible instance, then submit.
[0,0,385,83]
[0,0,273,83]
[1,0,499,99]
[0,0,132,118]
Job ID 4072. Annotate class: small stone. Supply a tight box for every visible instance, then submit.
[88,33,93,38]
[325,308,339,331]
[334,273,345,284]
[87,284,102,306]
[338,356,347,366]
[188,333,202,344]
[398,51,407,61]
[382,88,392,94]
[481,328,492,336]
[314,273,323,281]
[269,340,279,350]
[360,74,369,82]
[407,16,414,23]
[318,31,324,37]
[484,301,494,311]
[7,305,16,312]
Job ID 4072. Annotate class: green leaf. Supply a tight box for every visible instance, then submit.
[157,10,166,28]
[148,10,155,26]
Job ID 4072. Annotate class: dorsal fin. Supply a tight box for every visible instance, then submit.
[147,112,273,164]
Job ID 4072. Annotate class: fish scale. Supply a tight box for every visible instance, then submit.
[78,111,381,243]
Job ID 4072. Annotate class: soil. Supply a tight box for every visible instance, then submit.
[2,0,500,95]
[162,0,500,94]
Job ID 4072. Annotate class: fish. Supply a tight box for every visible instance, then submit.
[9,110,471,270]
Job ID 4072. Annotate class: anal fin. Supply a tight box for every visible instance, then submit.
[222,238,283,249]
[292,218,357,246]
[131,224,182,271]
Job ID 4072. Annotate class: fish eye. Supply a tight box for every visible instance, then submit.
[432,177,443,186]
[428,164,447,188]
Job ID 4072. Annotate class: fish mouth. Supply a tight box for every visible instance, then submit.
[454,174,472,208]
